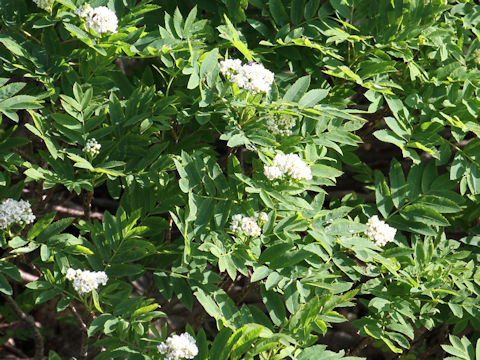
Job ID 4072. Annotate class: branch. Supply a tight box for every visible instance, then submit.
[70,304,90,360]
[3,294,44,360]
[349,336,373,356]
[82,190,94,221]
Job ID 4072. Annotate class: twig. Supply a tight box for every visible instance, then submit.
[53,204,103,220]
[4,338,30,358]
[3,294,44,360]
[70,304,89,360]
[234,281,255,306]
[165,216,173,244]
[82,190,94,221]
[349,336,373,356]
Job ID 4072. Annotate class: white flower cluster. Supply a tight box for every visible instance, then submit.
[33,0,55,11]
[264,153,312,181]
[474,49,480,65]
[267,114,296,136]
[75,4,118,34]
[0,199,35,230]
[219,59,274,94]
[230,212,268,238]
[84,138,101,156]
[66,268,108,295]
[157,332,198,360]
[365,215,397,247]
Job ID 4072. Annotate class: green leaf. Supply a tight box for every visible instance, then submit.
[251,266,271,282]
[37,218,74,243]
[0,273,12,295]
[0,261,21,281]
[417,195,461,214]
[304,0,320,18]
[63,23,90,40]
[57,296,73,312]
[210,328,233,360]
[183,6,197,37]
[375,170,394,217]
[26,280,52,290]
[48,351,62,360]
[172,277,194,311]
[442,335,470,359]
[221,15,254,61]
[329,0,351,18]
[173,7,184,38]
[476,338,480,360]
[88,313,115,336]
[194,288,222,319]
[35,289,62,304]
[230,325,265,360]
[448,303,463,318]
[260,286,286,326]
[200,48,219,79]
[374,129,405,148]
[291,0,305,25]
[297,345,328,360]
[269,0,290,25]
[389,159,406,208]
[400,205,449,227]
[298,89,329,108]
[92,289,103,312]
[283,75,311,103]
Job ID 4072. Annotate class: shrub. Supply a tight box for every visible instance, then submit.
[0,0,479,359]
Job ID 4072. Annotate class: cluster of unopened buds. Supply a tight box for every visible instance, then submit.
[474,49,480,65]
[267,114,296,136]
[157,332,198,360]
[230,212,268,238]
[84,138,101,156]
[0,199,36,230]
[66,268,108,295]
[219,59,274,94]
[33,0,55,11]
[365,215,397,247]
[75,4,118,34]
[264,153,312,181]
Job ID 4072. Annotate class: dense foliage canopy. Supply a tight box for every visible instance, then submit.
[1,0,480,359]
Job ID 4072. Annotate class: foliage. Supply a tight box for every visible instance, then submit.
[0,0,479,359]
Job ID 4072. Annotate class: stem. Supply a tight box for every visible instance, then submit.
[349,336,374,356]
[82,189,94,221]
[3,294,44,360]
[70,305,89,360]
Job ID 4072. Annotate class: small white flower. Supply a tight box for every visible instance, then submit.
[157,333,198,360]
[264,153,312,181]
[230,214,262,238]
[33,0,55,11]
[219,59,242,75]
[241,217,261,237]
[84,138,101,156]
[365,215,396,247]
[267,114,296,136]
[255,211,269,223]
[66,268,108,295]
[264,165,283,181]
[77,4,118,34]
[230,214,243,233]
[0,199,35,229]
[220,59,274,94]
[75,3,93,18]
[65,268,81,281]
[276,154,312,181]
